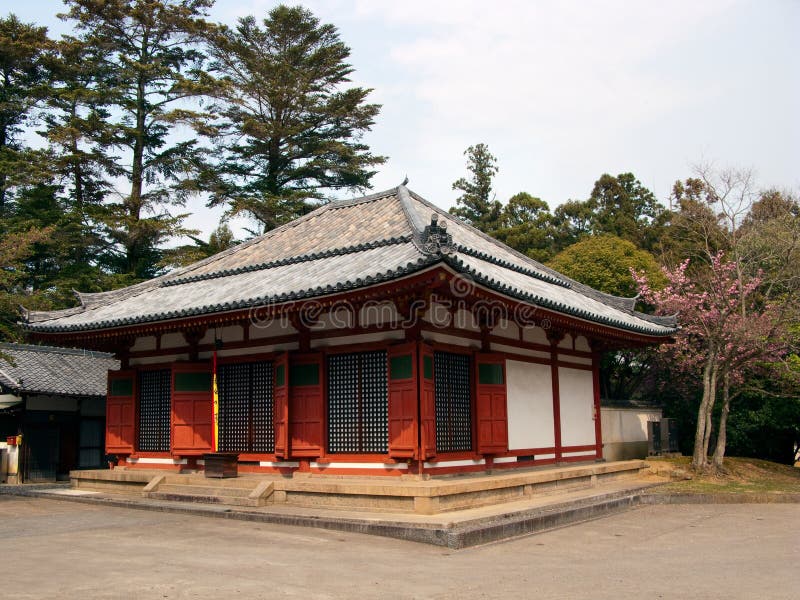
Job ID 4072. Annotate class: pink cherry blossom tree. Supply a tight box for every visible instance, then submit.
[634,253,784,472]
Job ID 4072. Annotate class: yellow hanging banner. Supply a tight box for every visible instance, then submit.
[212,350,219,452]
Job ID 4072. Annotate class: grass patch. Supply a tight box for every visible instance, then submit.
[646,456,800,495]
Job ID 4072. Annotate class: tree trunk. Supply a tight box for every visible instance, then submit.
[701,365,717,460]
[712,372,731,472]
[126,68,147,276]
[692,357,717,471]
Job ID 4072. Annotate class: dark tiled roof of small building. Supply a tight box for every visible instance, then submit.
[0,343,118,397]
[23,185,677,337]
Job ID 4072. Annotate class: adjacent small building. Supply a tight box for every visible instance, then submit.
[23,185,676,477]
[0,343,118,482]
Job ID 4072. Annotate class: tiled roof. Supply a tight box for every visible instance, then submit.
[24,185,677,337]
[0,343,118,397]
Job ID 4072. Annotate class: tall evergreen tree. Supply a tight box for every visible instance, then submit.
[0,14,50,213]
[203,5,385,232]
[492,192,556,261]
[60,0,215,280]
[588,173,668,252]
[450,143,501,232]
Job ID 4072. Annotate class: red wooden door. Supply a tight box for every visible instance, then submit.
[273,352,289,458]
[171,363,213,454]
[418,343,436,460]
[388,342,418,458]
[106,369,136,454]
[475,353,508,454]
[289,353,324,458]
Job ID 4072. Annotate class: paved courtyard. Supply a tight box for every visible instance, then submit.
[1,496,797,599]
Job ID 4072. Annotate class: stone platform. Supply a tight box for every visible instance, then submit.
[71,460,647,515]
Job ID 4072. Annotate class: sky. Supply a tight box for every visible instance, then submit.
[8,0,800,241]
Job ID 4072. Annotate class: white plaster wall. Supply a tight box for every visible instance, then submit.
[492,318,519,339]
[200,325,244,344]
[601,408,662,444]
[423,302,451,328]
[558,354,593,366]
[201,343,298,359]
[248,318,297,339]
[422,331,479,348]
[131,353,188,365]
[490,343,550,360]
[506,360,555,450]
[311,331,404,349]
[452,309,480,331]
[359,301,400,327]
[558,334,573,349]
[160,332,185,349]
[130,336,156,352]
[522,326,549,345]
[575,336,591,352]
[558,367,596,447]
[310,308,353,331]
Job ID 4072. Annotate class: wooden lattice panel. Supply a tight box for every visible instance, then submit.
[327,351,388,453]
[434,351,472,452]
[217,361,274,453]
[138,369,171,452]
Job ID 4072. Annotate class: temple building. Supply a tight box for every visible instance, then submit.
[23,185,676,477]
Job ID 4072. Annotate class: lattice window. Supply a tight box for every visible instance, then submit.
[327,351,388,453]
[218,361,274,453]
[138,369,171,452]
[434,351,472,452]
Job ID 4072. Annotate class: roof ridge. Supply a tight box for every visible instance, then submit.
[26,250,439,334]
[161,235,414,287]
[442,256,676,336]
[0,342,115,358]
[406,189,571,284]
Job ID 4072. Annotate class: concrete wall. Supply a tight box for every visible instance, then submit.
[505,360,554,450]
[601,406,662,461]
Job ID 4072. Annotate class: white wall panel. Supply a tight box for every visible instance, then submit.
[506,360,554,450]
[558,367,596,447]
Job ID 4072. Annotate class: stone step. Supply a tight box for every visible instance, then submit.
[154,483,255,498]
[161,475,265,489]
[144,480,275,507]
[147,491,265,507]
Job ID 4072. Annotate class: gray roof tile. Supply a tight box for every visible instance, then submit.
[0,343,118,397]
[24,186,677,337]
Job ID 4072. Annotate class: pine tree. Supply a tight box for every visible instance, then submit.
[450,143,501,232]
[0,15,50,213]
[60,0,216,280]
[203,5,385,232]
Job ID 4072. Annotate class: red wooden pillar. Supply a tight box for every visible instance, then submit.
[273,352,289,459]
[106,369,136,459]
[592,351,604,459]
[418,343,436,461]
[549,335,563,462]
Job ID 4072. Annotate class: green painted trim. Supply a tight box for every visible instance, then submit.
[174,371,212,392]
[110,378,133,396]
[276,364,285,387]
[478,363,504,385]
[389,355,413,380]
[423,355,433,380]
[290,363,319,386]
